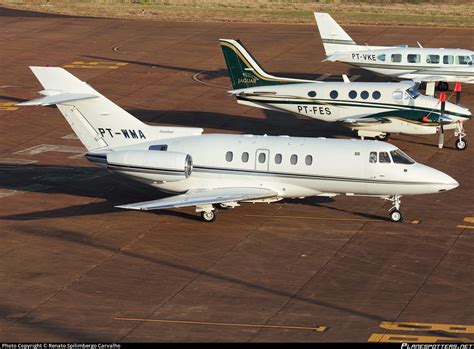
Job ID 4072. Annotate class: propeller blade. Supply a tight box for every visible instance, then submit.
[437,91,447,149]
[454,82,462,104]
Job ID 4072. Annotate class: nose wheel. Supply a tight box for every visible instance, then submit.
[389,209,404,222]
[387,195,404,223]
[454,122,468,151]
[455,137,468,150]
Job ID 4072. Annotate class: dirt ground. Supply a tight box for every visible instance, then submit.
[1,0,473,27]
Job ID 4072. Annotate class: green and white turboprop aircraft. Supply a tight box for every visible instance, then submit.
[220,39,471,150]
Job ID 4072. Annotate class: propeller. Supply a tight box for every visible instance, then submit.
[454,81,462,104]
[437,91,447,149]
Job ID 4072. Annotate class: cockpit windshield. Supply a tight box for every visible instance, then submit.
[390,149,415,164]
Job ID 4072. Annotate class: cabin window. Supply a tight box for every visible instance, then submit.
[377,54,386,61]
[361,91,369,100]
[305,155,313,166]
[426,54,440,64]
[241,152,249,163]
[226,151,233,162]
[290,154,298,165]
[348,90,357,99]
[407,54,421,63]
[391,54,402,63]
[372,91,381,99]
[457,55,472,65]
[392,91,404,100]
[258,152,266,164]
[369,152,377,163]
[390,150,415,165]
[308,91,317,98]
[379,151,391,163]
[443,55,454,64]
[275,153,282,164]
[330,90,338,99]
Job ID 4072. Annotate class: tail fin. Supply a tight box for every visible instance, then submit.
[18,67,202,151]
[314,13,359,55]
[219,39,312,90]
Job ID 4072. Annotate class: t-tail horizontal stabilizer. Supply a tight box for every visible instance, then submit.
[18,66,203,152]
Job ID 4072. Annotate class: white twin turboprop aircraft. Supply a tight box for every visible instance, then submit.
[18,67,458,222]
[314,13,474,93]
[219,39,471,149]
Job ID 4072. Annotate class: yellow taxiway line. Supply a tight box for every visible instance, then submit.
[368,333,471,343]
[114,317,328,332]
[457,217,474,229]
[380,321,474,334]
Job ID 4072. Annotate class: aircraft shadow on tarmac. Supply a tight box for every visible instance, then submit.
[0,302,105,342]
[0,95,29,103]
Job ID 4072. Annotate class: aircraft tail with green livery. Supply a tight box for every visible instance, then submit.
[219,39,314,90]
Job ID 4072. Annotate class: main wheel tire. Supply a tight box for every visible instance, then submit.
[201,210,217,223]
[375,133,390,141]
[455,137,468,151]
[390,209,404,223]
[437,81,449,92]
[218,203,229,209]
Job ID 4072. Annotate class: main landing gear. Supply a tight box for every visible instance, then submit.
[197,204,217,223]
[200,210,217,223]
[198,202,240,222]
[387,195,404,222]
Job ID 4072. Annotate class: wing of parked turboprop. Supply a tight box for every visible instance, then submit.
[116,187,278,211]
[339,117,391,125]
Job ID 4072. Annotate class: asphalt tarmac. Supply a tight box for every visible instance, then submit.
[0,8,473,342]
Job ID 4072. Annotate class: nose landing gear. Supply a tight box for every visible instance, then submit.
[387,195,404,222]
[454,121,468,151]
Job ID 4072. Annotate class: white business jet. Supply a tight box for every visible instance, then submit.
[314,13,474,94]
[18,67,459,222]
[220,39,471,149]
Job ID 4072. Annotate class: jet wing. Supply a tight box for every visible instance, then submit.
[115,187,278,211]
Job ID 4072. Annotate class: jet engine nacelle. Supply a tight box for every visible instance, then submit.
[106,150,192,183]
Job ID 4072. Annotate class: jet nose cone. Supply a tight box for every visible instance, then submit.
[439,173,459,192]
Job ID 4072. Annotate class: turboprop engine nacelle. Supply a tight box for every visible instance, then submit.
[106,150,192,183]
